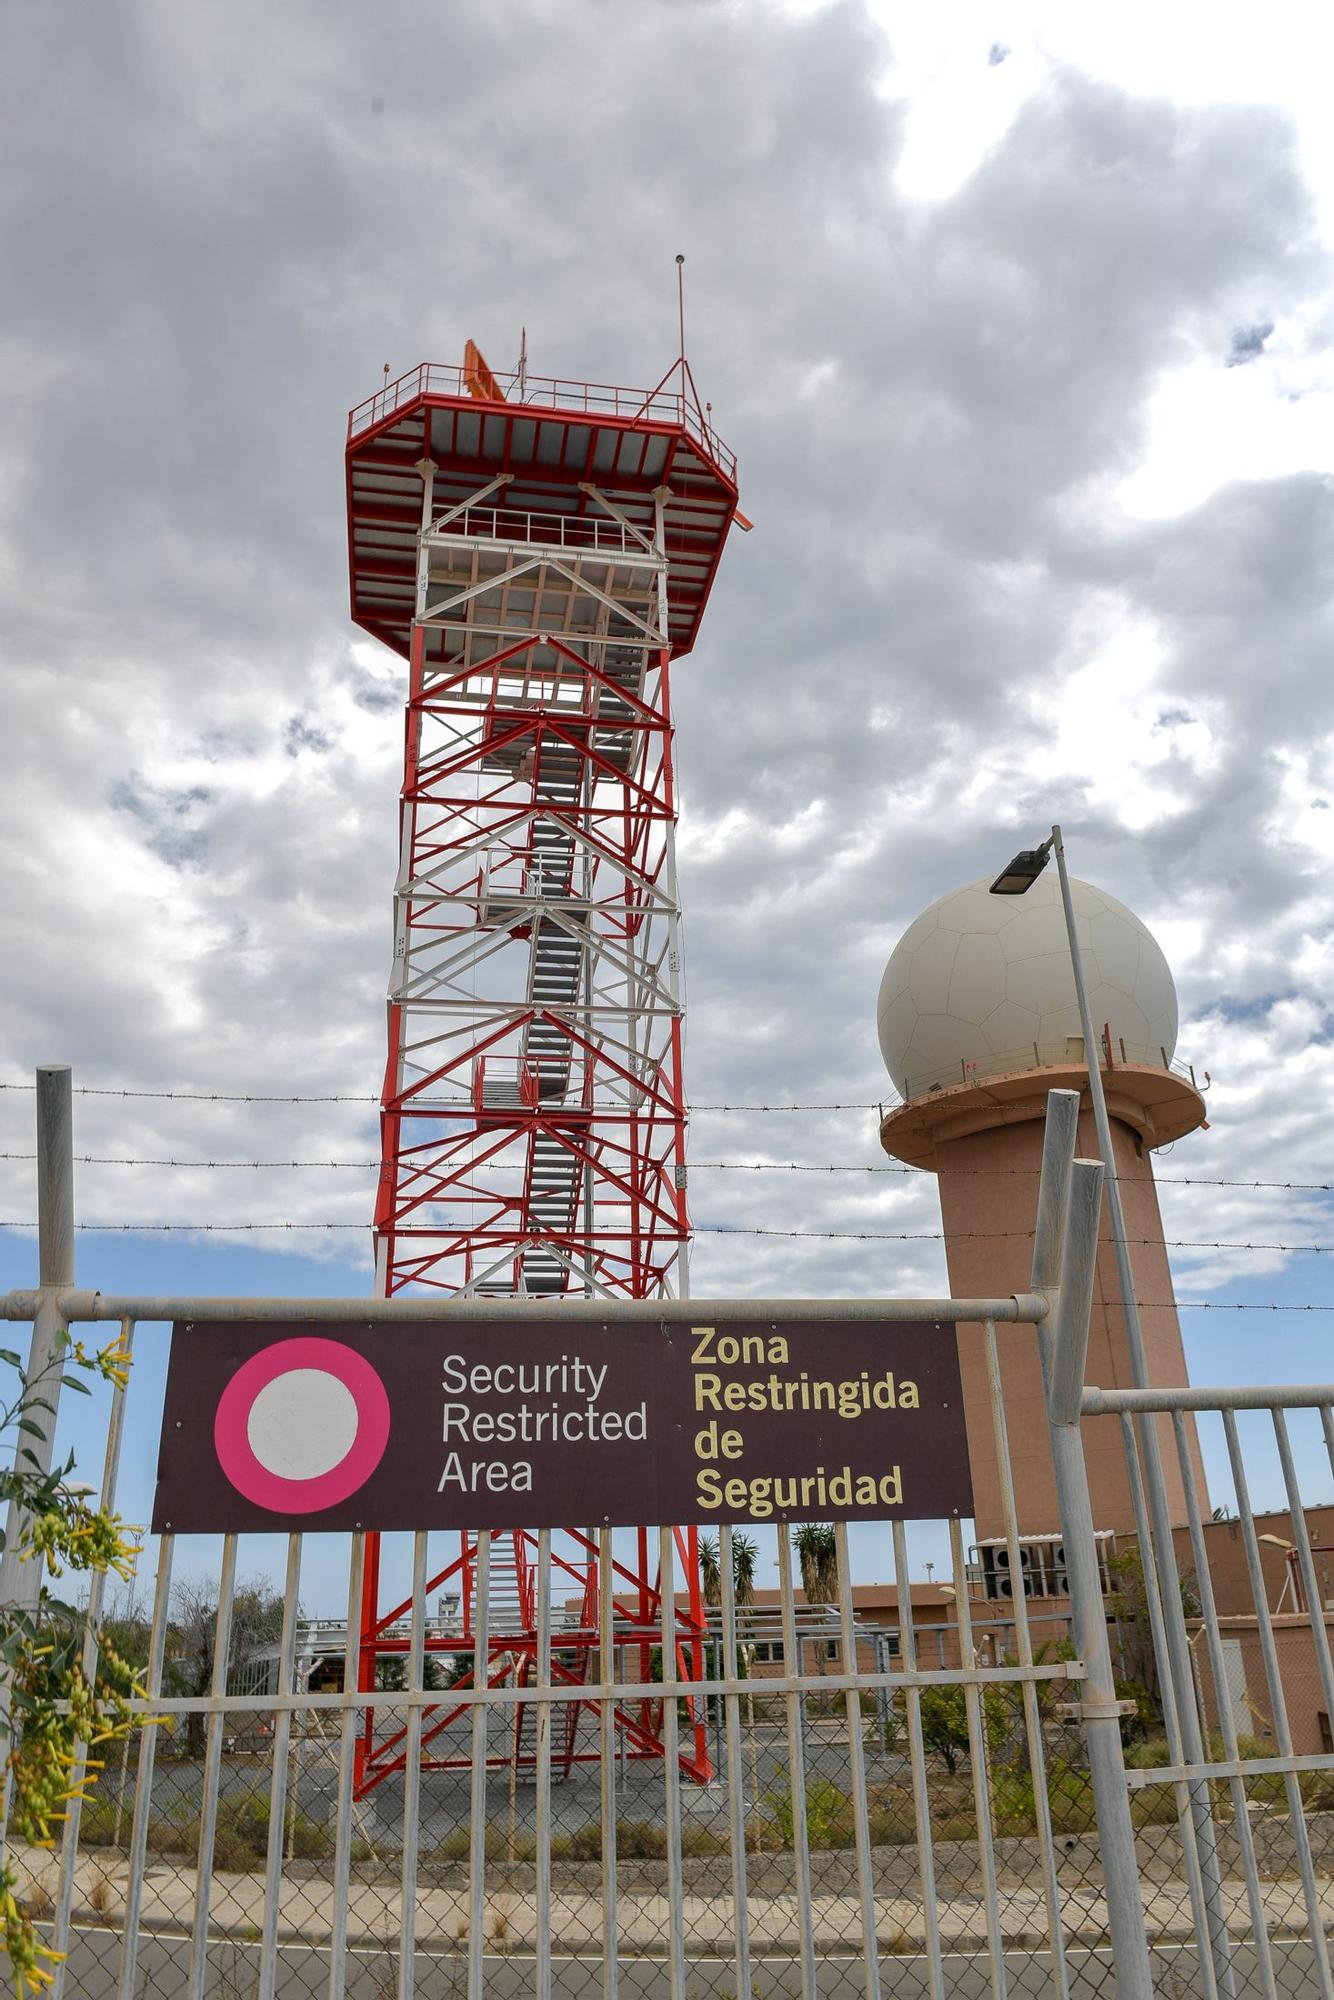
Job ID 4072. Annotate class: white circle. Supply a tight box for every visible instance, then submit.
[876,873,1179,1094]
[246,1368,360,1483]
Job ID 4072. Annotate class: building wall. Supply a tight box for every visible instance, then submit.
[932,1097,1206,1538]
[1191,1615,1334,1757]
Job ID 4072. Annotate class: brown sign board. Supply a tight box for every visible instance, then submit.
[152,1317,973,1533]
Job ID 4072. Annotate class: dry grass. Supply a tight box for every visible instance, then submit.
[487,1893,516,1949]
[18,1862,56,1922]
[87,1861,120,1922]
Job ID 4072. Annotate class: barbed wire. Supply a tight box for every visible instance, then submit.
[701,1228,1334,1252]
[0,1209,1322,1313]
[0,1155,385,1169]
[0,1084,386,1103]
[0,1217,1331,1255]
[2,1152,1331,1196]
[0,1084,882,1110]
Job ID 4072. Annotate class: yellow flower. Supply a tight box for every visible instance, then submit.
[95,1336,132,1392]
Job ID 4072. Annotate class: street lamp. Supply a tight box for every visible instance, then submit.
[988,842,1053,896]
[986,823,1151,1392]
[990,821,1237,1997]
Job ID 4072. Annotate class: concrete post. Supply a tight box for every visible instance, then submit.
[0,1065,75,1609]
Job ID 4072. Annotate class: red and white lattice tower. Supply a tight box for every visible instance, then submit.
[344,342,740,1789]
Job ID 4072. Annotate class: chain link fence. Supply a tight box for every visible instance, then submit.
[13,1515,1116,1999]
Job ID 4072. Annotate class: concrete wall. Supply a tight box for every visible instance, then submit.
[931,1098,1206,1539]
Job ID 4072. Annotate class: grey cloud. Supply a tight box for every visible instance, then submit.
[108,776,213,867]
[1227,320,1275,365]
[285,717,332,756]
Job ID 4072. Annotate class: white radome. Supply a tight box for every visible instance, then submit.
[876,872,1178,1096]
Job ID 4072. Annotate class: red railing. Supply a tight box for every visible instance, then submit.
[348,361,737,485]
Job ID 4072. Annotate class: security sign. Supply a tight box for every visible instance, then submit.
[152,1316,973,1533]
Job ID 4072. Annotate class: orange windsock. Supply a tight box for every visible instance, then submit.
[462,338,504,403]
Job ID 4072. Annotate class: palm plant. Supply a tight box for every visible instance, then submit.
[698,1532,761,1688]
[731,1532,758,1610]
[698,1531,759,1610]
[726,1531,763,1829]
[791,1522,839,1676]
[699,1534,723,1609]
[791,1522,838,1605]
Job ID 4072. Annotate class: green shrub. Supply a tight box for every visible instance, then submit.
[1125,1737,1172,1769]
[1044,1758,1097,1834]
[434,1824,534,1863]
[867,1802,916,1846]
[763,1777,852,1851]
[991,1768,1037,1837]
[1226,1733,1274,1760]
[133,1794,333,1871]
[956,1755,1100,1839]
[211,1795,330,1870]
[1130,1784,1179,1828]
[76,1798,124,1849]
[616,1819,668,1860]
[212,1797,273,1872]
[550,1823,601,1862]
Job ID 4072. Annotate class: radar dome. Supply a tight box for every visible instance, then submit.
[876,873,1178,1097]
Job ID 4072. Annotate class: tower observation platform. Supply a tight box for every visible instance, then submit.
[345,348,740,1789]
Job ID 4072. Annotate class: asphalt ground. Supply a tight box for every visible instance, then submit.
[51,1925,1319,1999]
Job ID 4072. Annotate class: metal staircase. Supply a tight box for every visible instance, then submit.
[476,1531,533,1638]
[511,643,644,1294]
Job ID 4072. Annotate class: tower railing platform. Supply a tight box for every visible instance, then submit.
[880,1046,1208,1167]
[890,1036,1205,1108]
[348,360,737,482]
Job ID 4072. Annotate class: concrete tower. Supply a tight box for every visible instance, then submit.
[876,872,1207,1543]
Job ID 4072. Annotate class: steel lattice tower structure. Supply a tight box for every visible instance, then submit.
[345,345,739,1789]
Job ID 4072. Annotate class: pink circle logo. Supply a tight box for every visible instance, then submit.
[214,1337,390,1514]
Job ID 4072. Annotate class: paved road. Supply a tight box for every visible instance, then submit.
[55,1924,1319,1997]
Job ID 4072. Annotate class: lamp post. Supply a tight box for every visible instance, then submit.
[990,824,1236,1997]
[989,829,1154,1384]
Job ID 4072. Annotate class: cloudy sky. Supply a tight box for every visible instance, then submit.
[3,0,1334,1585]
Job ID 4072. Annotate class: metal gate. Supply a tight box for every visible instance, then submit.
[3,1076,1333,1997]
[1082,1377,1334,2000]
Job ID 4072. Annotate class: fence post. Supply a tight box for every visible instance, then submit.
[0,1064,75,1611]
[1039,1130,1155,2000]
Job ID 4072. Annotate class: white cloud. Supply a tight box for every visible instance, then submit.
[1120,327,1334,519]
